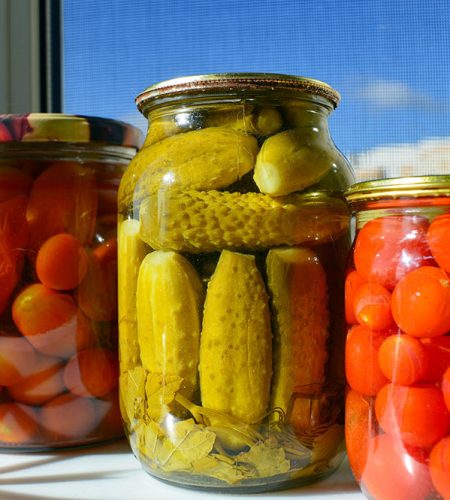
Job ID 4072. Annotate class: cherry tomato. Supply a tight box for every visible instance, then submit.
[353,215,432,290]
[345,324,389,396]
[345,270,366,325]
[361,433,433,500]
[12,283,95,358]
[93,389,123,438]
[391,266,450,337]
[353,282,394,331]
[378,333,428,386]
[429,436,450,499]
[0,335,38,386]
[8,354,65,406]
[36,233,88,290]
[64,348,118,398]
[0,195,29,314]
[375,383,450,448]
[26,162,97,252]
[421,336,450,383]
[41,393,97,440]
[345,389,376,481]
[0,165,32,203]
[427,214,450,273]
[0,402,38,444]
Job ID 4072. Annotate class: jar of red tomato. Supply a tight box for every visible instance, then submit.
[345,176,450,500]
[0,114,142,450]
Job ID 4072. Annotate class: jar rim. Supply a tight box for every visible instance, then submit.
[0,113,143,149]
[135,73,340,114]
[346,175,450,205]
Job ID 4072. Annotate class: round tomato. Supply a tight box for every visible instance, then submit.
[353,282,394,331]
[353,215,432,290]
[391,266,450,338]
[427,214,450,273]
[345,269,366,325]
[429,436,450,499]
[0,402,38,444]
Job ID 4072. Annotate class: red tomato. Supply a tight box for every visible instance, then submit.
[0,165,32,202]
[443,367,450,413]
[353,282,394,331]
[427,214,450,273]
[353,215,432,290]
[12,283,95,358]
[421,336,450,383]
[345,270,366,325]
[26,162,98,252]
[391,266,450,338]
[429,436,450,499]
[361,433,433,500]
[92,389,123,438]
[378,333,428,386]
[375,383,450,448]
[36,233,88,290]
[345,324,389,396]
[345,389,376,481]
[64,348,118,398]
[0,195,29,314]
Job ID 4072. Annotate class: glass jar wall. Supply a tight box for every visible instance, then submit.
[118,73,355,492]
[0,114,141,450]
[345,176,450,500]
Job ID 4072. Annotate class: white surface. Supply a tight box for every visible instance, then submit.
[0,439,364,500]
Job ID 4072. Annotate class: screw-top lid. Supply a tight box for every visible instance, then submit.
[0,113,143,149]
[135,73,340,116]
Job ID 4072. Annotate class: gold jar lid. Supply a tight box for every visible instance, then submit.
[346,175,450,209]
[135,73,340,115]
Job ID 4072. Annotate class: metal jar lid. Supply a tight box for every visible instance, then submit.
[0,113,143,149]
[135,73,340,115]
[346,175,450,209]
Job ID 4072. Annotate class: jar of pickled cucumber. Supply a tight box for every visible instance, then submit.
[0,113,142,450]
[345,176,450,500]
[118,73,355,492]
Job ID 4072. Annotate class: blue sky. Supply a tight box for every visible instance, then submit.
[63,0,450,155]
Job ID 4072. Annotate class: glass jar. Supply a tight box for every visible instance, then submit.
[345,176,450,500]
[118,73,355,492]
[0,113,142,450]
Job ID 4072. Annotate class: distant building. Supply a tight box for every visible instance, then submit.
[349,137,450,182]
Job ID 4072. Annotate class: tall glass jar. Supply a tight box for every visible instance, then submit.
[345,176,450,500]
[118,73,355,492]
[0,113,142,450]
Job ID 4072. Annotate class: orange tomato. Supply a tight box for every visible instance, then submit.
[345,389,376,481]
[8,354,65,406]
[36,233,88,290]
[353,282,394,331]
[0,165,33,202]
[64,348,118,398]
[0,334,38,386]
[77,238,117,321]
[344,269,366,325]
[26,161,97,252]
[353,215,432,290]
[391,266,450,338]
[429,436,450,499]
[0,402,38,444]
[12,283,95,358]
[427,214,450,273]
[361,433,433,500]
[421,336,450,383]
[41,393,97,440]
[378,333,428,386]
[375,383,450,448]
[0,195,29,314]
[345,324,389,396]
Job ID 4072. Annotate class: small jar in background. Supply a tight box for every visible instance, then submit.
[118,73,355,492]
[0,113,142,450]
[345,176,450,500]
